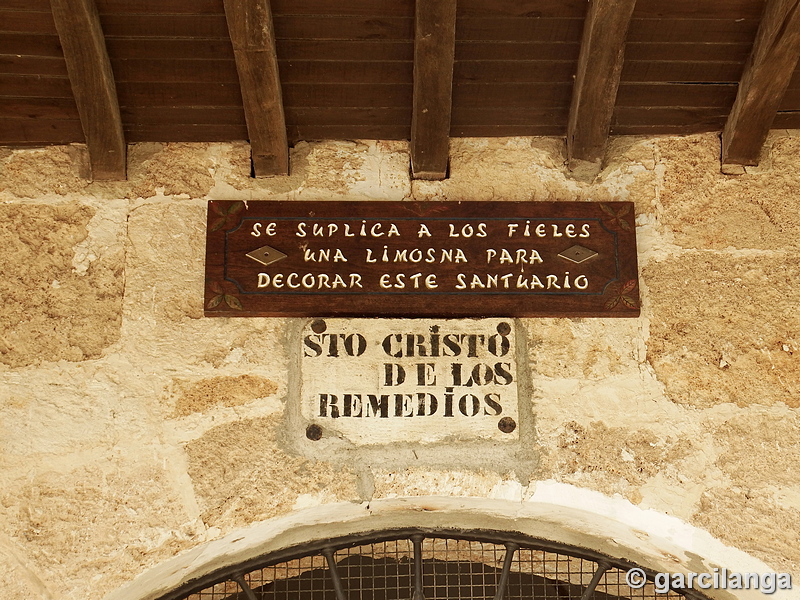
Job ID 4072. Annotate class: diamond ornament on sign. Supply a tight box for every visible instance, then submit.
[558,244,599,264]
[246,245,288,267]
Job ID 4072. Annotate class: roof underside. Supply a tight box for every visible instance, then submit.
[1,0,799,178]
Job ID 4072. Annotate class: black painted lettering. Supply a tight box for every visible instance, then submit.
[493,362,514,385]
[416,363,437,386]
[365,394,389,418]
[444,387,455,417]
[430,327,441,356]
[471,363,495,385]
[483,393,503,415]
[451,363,467,386]
[382,333,402,358]
[461,334,485,357]
[320,394,339,418]
[303,335,323,357]
[342,333,367,356]
[394,394,415,417]
[487,333,510,357]
[407,334,427,357]
[417,393,438,416]
[322,333,339,357]
[384,363,406,386]
[459,394,481,416]
[343,394,363,417]
[442,334,461,356]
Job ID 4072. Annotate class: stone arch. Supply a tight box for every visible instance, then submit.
[105,486,778,600]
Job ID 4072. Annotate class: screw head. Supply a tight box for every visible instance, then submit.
[497,322,511,335]
[306,424,323,441]
[311,319,327,334]
[498,417,517,433]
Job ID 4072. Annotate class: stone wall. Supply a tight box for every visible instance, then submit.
[0,134,797,599]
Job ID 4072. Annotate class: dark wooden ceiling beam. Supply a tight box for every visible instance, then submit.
[567,0,637,169]
[721,0,800,168]
[410,0,457,180]
[50,0,126,180]
[223,0,289,177]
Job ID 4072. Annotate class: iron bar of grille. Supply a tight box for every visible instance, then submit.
[322,547,349,600]
[231,574,258,600]
[493,542,519,600]
[411,534,425,600]
[579,561,610,600]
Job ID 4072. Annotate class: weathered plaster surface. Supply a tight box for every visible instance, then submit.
[0,133,797,598]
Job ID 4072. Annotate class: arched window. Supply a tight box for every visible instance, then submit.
[160,529,706,600]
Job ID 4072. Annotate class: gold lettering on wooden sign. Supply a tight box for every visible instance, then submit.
[204,201,639,317]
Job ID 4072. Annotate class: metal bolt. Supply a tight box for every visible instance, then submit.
[497,322,511,335]
[498,417,516,433]
[306,424,323,441]
[311,319,327,333]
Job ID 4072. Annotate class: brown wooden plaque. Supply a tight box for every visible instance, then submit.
[204,200,639,317]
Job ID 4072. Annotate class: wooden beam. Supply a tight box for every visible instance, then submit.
[567,0,637,168]
[50,0,126,180]
[223,0,289,177]
[410,0,457,180]
[722,0,800,167]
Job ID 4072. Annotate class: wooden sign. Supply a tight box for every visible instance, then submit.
[204,200,639,317]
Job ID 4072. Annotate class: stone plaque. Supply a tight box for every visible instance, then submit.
[204,200,639,317]
[300,318,519,445]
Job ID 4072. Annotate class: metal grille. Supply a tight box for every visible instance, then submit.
[420,539,505,600]
[333,540,415,600]
[593,569,683,600]
[183,580,243,600]
[243,555,332,600]
[164,530,706,600]
[509,550,597,600]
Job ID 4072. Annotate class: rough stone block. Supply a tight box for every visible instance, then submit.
[0,465,195,600]
[0,202,124,367]
[713,412,800,489]
[171,375,279,418]
[644,252,800,408]
[185,416,358,530]
[219,140,411,200]
[0,146,90,199]
[126,143,216,199]
[544,420,694,505]
[695,487,800,575]
[523,317,642,380]
[0,548,51,600]
[656,134,800,250]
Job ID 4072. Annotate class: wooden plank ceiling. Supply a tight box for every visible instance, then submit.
[2,0,800,179]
